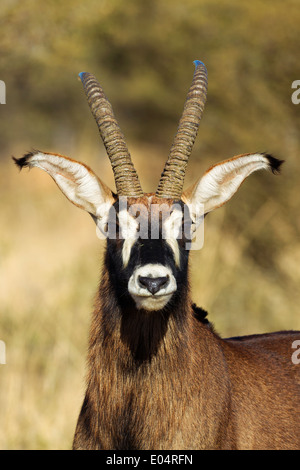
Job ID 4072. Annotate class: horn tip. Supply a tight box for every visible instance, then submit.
[78,72,88,82]
[193,60,206,69]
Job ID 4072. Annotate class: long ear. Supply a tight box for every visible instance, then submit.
[182,153,284,222]
[13,151,115,235]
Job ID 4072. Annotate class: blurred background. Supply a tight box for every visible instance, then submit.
[1,0,300,449]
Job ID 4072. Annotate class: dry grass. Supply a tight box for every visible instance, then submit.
[1,143,300,449]
[1,0,300,451]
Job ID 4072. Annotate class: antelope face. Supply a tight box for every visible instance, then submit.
[106,196,192,311]
[14,61,283,315]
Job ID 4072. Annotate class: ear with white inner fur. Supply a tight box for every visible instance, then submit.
[182,153,283,225]
[13,151,115,235]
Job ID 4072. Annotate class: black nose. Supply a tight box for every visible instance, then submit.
[138,275,170,295]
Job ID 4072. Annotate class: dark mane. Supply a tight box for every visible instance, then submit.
[192,303,209,325]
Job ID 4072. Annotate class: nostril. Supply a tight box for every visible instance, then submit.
[138,276,148,288]
[138,275,170,295]
[159,275,169,288]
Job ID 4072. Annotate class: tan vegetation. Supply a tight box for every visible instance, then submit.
[0,0,300,449]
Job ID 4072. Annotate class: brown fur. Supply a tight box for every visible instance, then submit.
[73,253,300,450]
[14,92,296,449]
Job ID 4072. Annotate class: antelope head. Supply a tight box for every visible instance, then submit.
[14,61,282,312]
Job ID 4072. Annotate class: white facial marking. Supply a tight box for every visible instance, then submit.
[128,263,177,311]
[122,238,137,268]
[118,199,186,270]
[118,209,139,267]
[163,208,183,267]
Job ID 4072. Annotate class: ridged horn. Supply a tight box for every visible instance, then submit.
[79,72,143,197]
[156,60,208,199]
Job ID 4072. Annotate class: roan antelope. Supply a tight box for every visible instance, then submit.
[14,61,300,450]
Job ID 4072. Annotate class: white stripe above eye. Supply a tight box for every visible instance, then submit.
[122,238,138,268]
[118,209,139,267]
[163,208,183,267]
[165,238,180,267]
